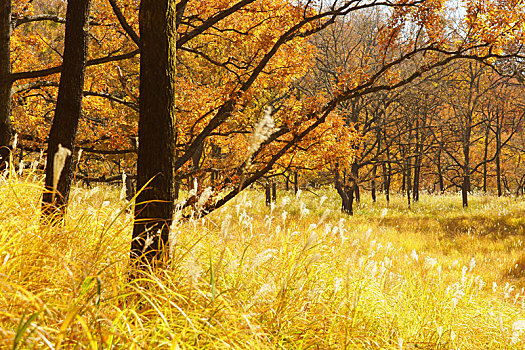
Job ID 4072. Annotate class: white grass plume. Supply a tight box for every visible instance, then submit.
[52,144,72,201]
[11,133,18,150]
[245,107,277,169]
[120,172,127,201]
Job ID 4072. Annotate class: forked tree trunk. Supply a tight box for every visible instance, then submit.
[131,0,177,265]
[335,168,353,215]
[0,0,12,171]
[42,0,91,217]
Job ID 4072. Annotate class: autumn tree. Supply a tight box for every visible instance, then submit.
[0,0,11,170]
[131,0,176,264]
[41,0,91,216]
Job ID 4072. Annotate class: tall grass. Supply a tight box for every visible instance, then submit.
[1,173,525,349]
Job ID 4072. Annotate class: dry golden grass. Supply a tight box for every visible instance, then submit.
[2,172,525,349]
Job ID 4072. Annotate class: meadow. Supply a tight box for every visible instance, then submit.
[2,173,525,349]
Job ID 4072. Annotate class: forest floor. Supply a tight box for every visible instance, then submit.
[2,174,525,349]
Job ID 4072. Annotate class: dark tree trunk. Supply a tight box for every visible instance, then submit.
[125,174,135,201]
[413,159,420,202]
[462,173,470,207]
[495,122,502,197]
[272,181,276,202]
[351,161,360,203]
[371,165,377,203]
[0,0,12,171]
[406,156,412,209]
[401,168,406,193]
[174,180,180,200]
[265,182,271,206]
[294,171,298,194]
[285,174,289,191]
[482,123,490,193]
[335,170,352,215]
[437,141,444,193]
[413,118,422,202]
[132,0,177,265]
[42,0,91,217]
[462,139,471,208]
[382,162,391,203]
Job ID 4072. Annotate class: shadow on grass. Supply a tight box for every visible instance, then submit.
[372,214,525,239]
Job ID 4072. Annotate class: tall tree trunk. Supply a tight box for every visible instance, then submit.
[382,162,390,203]
[265,181,271,206]
[294,171,298,194]
[495,120,502,197]
[406,156,412,209]
[0,0,12,171]
[351,161,360,203]
[413,152,421,202]
[335,169,352,215]
[371,165,377,203]
[413,118,422,202]
[482,123,490,193]
[42,0,91,217]
[132,0,177,264]
[462,123,471,208]
[462,167,470,208]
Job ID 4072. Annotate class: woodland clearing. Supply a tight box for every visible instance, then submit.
[2,173,525,349]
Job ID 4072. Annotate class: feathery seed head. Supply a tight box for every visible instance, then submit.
[52,144,72,200]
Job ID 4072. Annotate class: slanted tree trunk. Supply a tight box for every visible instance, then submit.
[0,0,12,171]
[131,0,177,265]
[42,0,91,217]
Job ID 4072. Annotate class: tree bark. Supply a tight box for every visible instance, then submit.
[42,0,91,217]
[131,0,177,265]
[371,165,377,203]
[406,156,412,209]
[335,169,352,215]
[265,181,271,206]
[382,162,391,203]
[0,0,12,171]
[482,122,490,193]
[413,117,422,202]
[495,118,502,197]
[351,161,360,203]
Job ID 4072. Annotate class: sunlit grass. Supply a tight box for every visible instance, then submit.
[2,173,525,349]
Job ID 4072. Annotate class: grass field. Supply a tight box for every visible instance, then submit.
[2,174,525,349]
